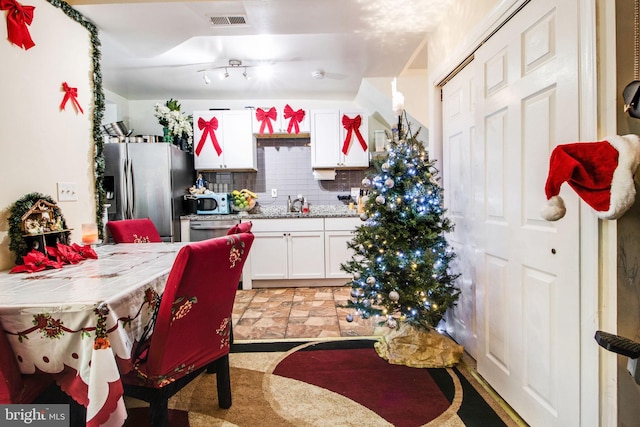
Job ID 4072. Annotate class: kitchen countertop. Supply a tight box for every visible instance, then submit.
[181,204,360,221]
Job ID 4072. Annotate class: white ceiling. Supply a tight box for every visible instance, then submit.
[71,0,453,101]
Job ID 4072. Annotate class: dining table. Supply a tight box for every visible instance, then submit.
[0,242,188,427]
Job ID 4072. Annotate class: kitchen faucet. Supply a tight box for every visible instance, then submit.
[288,195,304,212]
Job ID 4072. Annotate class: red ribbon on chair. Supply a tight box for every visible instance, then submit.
[196,117,221,156]
[0,0,35,50]
[284,104,305,134]
[341,114,367,155]
[256,107,277,134]
[60,82,84,114]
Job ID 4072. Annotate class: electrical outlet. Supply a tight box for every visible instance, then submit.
[271,188,278,198]
[57,182,78,201]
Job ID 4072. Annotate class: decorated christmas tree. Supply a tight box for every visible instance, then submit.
[341,116,460,332]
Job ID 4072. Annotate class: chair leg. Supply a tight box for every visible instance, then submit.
[149,397,169,427]
[215,355,232,409]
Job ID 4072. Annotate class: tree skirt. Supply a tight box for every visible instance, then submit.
[374,322,464,368]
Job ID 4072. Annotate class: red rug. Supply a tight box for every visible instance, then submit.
[273,346,451,426]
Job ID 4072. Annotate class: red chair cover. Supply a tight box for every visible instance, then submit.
[226,221,252,235]
[107,218,162,243]
[0,330,53,404]
[123,232,254,387]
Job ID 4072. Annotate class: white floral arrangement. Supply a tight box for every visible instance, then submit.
[154,99,193,146]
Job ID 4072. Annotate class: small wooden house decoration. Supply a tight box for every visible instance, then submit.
[20,199,64,235]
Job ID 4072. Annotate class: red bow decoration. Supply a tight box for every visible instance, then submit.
[341,114,367,155]
[284,104,305,134]
[256,107,277,134]
[0,0,35,50]
[196,116,221,156]
[60,82,84,114]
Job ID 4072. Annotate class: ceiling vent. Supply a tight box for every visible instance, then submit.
[208,15,248,27]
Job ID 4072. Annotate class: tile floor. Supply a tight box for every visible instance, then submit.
[232,287,378,341]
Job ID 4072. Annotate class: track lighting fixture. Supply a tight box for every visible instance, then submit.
[197,59,264,83]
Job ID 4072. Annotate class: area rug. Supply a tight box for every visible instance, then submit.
[123,339,518,426]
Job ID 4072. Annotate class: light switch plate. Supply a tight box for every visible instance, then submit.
[271,188,277,198]
[57,182,78,201]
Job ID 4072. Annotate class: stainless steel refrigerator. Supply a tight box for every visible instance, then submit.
[103,143,194,242]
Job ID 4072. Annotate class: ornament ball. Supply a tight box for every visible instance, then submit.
[375,195,386,205]
[359,213,368,221]
[381,162,390,172]
[361,178,371,188]
[385,178,394,188]
[389,290,400,301]
[366,276,376,285]
[386,317,398,328]
[346,314,354,322]
[353,271,361,280]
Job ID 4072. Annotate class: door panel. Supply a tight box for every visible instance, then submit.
[442,0,580,425]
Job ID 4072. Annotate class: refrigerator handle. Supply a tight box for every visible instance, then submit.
[124,158,134,219]
[120,157,129,219]
[129,159,135,217]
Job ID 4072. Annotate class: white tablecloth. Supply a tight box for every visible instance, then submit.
[0,243,187,426]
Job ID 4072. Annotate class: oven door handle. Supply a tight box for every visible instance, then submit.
[190,222,235,231]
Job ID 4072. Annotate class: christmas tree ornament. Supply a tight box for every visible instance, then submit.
[375,195,386,205]
[385,178,395,188]
[361,178,371,188]
[541,134,640,221]
[389,290,400,301]
[359,213,368,221]
[386,317,398,328]
[381,162,390,172]
[366,276,376,285]
[350,289,360,298]
[353,271,361,280]
[346,314,354,322]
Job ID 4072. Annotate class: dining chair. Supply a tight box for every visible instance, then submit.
[121,232,254,427]
[0,330,53,404]
[226,221,252,235]
[106,218,162,243]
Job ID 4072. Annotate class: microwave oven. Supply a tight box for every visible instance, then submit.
[195,193,230,215]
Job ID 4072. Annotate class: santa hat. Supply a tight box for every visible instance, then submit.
[541,134,640,221]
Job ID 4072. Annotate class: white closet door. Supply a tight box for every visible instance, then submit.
[442,0,581,425]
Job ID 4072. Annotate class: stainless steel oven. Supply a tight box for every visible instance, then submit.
[189,219,239,242]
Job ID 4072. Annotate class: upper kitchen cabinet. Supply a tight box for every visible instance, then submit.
[310,109,369,169]
[252,104,310,135]
[193,110,256,171]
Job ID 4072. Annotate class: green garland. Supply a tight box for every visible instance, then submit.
[8,193,70,263]
[47,0,106,239]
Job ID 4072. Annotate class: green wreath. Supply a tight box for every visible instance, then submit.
[8,192,70,264]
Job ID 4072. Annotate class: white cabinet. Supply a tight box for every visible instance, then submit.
[249,218,325,280]
[193,110,256,170]
[310,109,369,168]
[324,217,362,278]
[252,104,310,134]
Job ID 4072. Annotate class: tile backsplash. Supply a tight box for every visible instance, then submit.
[199,137,369,207]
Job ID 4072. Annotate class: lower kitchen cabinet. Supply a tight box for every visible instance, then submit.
[246,216,360,287]
[324,217,362,278]
[249,218,325,280]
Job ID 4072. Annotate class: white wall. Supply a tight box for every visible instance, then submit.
[0,0,96,270]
